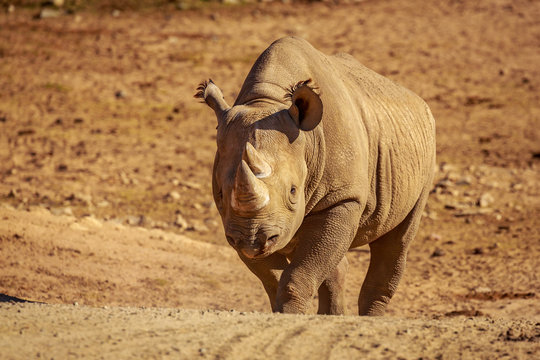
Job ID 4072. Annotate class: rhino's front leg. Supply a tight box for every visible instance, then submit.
[238,252,289,312]
[276,201,361,314]
[317,255,349,315]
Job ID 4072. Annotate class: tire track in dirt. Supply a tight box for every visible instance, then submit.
[1,303,538,360]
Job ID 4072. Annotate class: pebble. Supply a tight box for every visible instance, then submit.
[431,248,445,258]
[126,215,145,226]
[37,8,62,19]
[81,216,102,228]
[478,193,494,208]
[174,214,189,229]
[166,191,181,202]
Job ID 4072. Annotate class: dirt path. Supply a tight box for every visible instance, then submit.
[1,302,538,360]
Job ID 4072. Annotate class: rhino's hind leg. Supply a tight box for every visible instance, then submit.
[317,256,349,315]
[358,190,429,316]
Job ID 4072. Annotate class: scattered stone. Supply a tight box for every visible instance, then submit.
[7,189,18,198]
[472,247,484,255]
[427,233,442,242]
[456,175,473,186]
[50,207,73,216]
[166,191,181,202]
[97,200,110,208]
[179,180,202,190]
[115,90,126,98]
[111,9,121,17]
[17,129,35,136]
[120,171,131,185]
[7,4,15,13]
[454,208,493,217]
[36,8,63,19]
[431,248,445,258]
[189,219,209,233]
[478,193,494,208]
[174,214,189,229]
[510,183,524,191]
[126,215,145,226]
[81,216,102,228]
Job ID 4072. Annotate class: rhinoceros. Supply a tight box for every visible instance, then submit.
[195,37,435,315]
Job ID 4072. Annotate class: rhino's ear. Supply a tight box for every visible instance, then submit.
[194,79,230,120]
[286,79,323,131]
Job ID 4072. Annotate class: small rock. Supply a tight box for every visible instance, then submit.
[510,183,523,191]
[126,215,145,226]
[478,193,494,208]
[456,175,473,186]
[472,247,484,255]
[115,90,126,99]
[166,191,181,202]
[189,219,209,233]
[97,200,110,208]
[431,248,445,258]
[81,216,102,228]
[51,207,73,216]
[174,214,189,229]
[36,8,62,19]
[111,9,121,17]
[427,233,442,242]
[7,4,15,13]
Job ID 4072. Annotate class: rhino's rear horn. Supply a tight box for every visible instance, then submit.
[195,79,230,118]
[243,142,272,178]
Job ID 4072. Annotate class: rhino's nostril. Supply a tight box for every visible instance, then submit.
[226,236,236,246]
[267,235,279,244]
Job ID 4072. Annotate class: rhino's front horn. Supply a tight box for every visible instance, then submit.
[231,159,270,213]
[243,142,272,178]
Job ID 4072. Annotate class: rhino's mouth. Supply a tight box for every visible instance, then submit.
[240,234,280,259]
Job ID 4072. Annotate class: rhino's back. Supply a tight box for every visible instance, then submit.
[330,52,436,244]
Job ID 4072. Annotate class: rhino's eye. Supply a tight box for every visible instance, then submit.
[290,186,297,195]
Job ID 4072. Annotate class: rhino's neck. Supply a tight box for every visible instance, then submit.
[302,125,326,215]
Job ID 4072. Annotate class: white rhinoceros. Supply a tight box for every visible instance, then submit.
[195,37,435,315]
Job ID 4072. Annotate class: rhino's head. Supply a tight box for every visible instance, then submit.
[195,79,323,259]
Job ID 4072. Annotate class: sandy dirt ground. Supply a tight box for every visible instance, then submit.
[0,0,539,358]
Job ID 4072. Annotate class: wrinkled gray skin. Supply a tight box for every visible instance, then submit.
[195,37,435,316]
